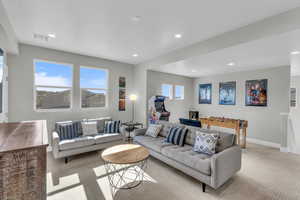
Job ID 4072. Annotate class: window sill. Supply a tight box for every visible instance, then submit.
[34,108,72,113]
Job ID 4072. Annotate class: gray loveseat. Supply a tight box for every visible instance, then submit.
[52,117,124,163]
[133,120,241,192]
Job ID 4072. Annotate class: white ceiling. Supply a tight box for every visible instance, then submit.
[151,29,300,77]
[2,0,300,64]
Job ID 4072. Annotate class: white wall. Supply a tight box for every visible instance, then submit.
[7,44,134,143]
[0,1,18,54]
[133,65,148,125]
[193,66,290,144]
[147,70,193,123]
[288,76,300,154]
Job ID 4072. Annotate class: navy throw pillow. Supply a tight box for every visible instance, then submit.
[104,120,121,133]
[165,127,188,146]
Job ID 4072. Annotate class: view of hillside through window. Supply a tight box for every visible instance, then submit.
[80,67,108,108]
[35,61,108,110]
[35,61,72,110]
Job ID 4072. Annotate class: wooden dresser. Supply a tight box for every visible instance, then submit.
[0,120,48,200]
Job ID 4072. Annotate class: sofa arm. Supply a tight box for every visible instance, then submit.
[52,131,60,158]
[210,145,241,189]
[133,128,147,136]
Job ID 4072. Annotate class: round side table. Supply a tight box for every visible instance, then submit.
[101,144,150,192]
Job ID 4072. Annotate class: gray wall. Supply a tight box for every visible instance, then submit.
[147,70,193,123]
[193,66,290,144]
[7,44,134,143]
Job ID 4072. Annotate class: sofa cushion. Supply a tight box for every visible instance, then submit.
[59,136,95,151]
[161,145,212,175]
[157,121,185,137]
[88,117,112,133]
[55,121,82,140]
[145,124,162,138]
[185,126,235,152]
[94,133,123,144]
[81,121,98,136]
[193,131,219,155]
[165,127,188,146]
[104,120,121,133]
[134,136,173,153]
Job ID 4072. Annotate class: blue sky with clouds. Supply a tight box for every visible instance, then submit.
[35,61,107,88]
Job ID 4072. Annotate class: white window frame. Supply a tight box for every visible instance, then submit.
[161,84,173,100]
[33,59,74,112]
[175,85,185,100]
[80,65,109,109]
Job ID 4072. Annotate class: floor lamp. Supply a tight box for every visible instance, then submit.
[129,94,137,122]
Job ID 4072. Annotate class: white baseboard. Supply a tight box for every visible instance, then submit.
[280,147,289,152]
[247,137,280,149]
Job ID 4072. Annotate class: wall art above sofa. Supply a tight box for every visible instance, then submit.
[245,79,268,106]
[199,83,212,104]
[219,81,236,105]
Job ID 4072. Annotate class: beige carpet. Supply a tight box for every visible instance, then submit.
[47,143,300,200]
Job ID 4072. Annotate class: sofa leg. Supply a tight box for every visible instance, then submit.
[202,183,206,192]
[65,157,68,164]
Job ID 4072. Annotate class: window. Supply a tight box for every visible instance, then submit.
[80,66,108,108]
[175,85,184,100]
[161,84,173,100]
[34,60,72,110]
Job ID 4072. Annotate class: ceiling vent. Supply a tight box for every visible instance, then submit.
[33,33,50,42]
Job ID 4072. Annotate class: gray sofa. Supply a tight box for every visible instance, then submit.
[133,120,241,192]
[52,117,124,163]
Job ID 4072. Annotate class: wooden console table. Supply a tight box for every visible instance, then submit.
[0,120,48,200]
[200,117,248,148]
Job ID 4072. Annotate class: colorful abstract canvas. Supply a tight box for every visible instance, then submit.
[119,77,126,88]
[219,81,236,105]
[245,79,268,106]
[199,84,212,104]
[118,77,126,111]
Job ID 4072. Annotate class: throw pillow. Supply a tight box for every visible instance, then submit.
[104,120,121,133]
[193,131,219,155]
[55,121,82,140]
[88,117,112,133]
[145,124,162,137]
[81,121,98,136]
[165,127,188,146]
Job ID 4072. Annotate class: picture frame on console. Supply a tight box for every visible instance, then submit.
[219,81,236,105]
[199,83,212,104]
[245,79,268,106]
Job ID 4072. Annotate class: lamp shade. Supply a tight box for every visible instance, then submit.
[129,94,138,101]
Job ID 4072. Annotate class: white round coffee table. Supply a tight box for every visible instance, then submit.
[101,144,150,191]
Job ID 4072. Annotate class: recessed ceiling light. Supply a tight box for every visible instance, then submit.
[174,34,182,39]
[191,69,197,73]
[47,33,56,38]
[132,54,139,57]
[291,51,300,55]
[227,62,235,66]
[131,16,141,22]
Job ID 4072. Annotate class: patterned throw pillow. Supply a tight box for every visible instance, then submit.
[193,131,219,155]
[165,127,188,146]
[104,120,121,133]
[55,121,82,140]
[145,124,162,137]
